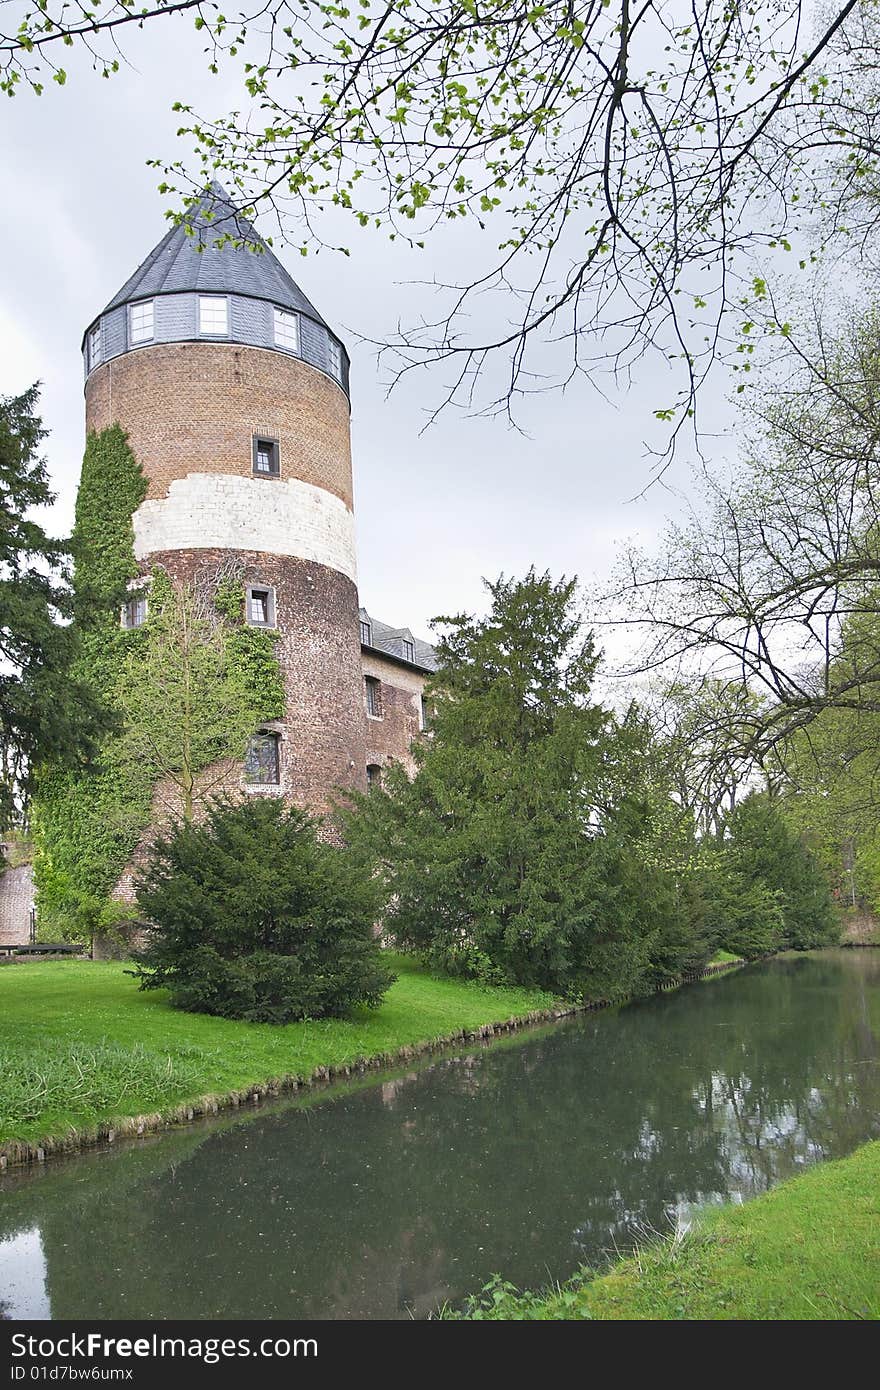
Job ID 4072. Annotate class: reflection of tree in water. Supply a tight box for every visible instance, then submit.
[699,956,880,1196]
[1,951,877,1319]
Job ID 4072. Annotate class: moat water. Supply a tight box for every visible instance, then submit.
[1,950,878,1319]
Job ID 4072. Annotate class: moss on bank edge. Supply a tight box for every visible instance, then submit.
[452,1140,880,1320]
[0,954,747,1168]
[0,956,558,1163]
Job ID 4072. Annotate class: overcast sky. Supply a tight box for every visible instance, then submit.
[0,18,739,661]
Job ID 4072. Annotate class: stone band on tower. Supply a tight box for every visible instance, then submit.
[82,183,368,812]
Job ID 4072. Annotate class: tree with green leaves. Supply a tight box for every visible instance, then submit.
[768,600,880,912]
[115,571,284,824]
[344,569,695,997]
[616,296,880,757]
[722,792,838,951]
[32,424,285,942]
[0,384,107,824]
[133,797,394,1022]
[3,3,879,434]
[648,678,763,839]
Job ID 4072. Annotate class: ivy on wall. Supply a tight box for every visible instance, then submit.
[32,428,286,942]
[215,576,285,720]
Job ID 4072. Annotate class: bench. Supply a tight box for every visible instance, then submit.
[0,942,86,958]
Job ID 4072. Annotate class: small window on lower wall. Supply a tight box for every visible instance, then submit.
[244,732,280,785]
[247,585,276,627]
[121,595,148,629]
[366,764,382,791]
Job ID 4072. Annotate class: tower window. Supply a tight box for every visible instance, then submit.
[327,339,342,380]
[199,296,229,336]
[88,325,101,369]
[247,585,276,628]
[244,732,281,786]
[366,764,382,791]
[365,676,383,719]
[121,595,148,630]
[420,695,432,732]
[360,619,372,646]
[402,639,415,663]
[130,300,154,345]
[273,308,299,354]
[252,436,280,477]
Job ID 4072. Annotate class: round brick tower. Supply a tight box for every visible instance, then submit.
[81,183,368,813]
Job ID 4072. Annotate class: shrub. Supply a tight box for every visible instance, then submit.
[132,798,395,1022]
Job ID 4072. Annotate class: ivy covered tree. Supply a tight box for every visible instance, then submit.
[115,572,284,824]
[344,570,697,998]
[0,384,107,823]
[32,425,285,942]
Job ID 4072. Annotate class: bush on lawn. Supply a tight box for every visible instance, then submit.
[132,797,395,1022]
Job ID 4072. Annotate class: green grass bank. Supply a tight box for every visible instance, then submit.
[455,1140,880,1320]
[0,955,558,1163]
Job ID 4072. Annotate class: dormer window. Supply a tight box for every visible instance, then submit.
[327,339,342,380]
[273,308,299,354]
[360,619,372,646]
[199,296,228,336]
[88,325,101,370]
[130,300,154,345]
[402,639,415,663]
[122,595,147,630]
[252,436,280,477]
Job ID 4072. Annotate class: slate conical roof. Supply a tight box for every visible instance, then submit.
[101,182,331,330]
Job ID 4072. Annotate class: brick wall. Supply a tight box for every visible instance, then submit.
[361,651,430,778]
[0,866,34,946]
[85,342,354,508]
[149,549,368,815]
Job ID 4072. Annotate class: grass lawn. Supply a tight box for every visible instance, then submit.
[457,1141,880,1320]
[0,955,555,1152]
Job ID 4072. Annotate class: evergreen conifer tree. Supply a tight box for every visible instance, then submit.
[345,571,683,997]
[0,385,106,821]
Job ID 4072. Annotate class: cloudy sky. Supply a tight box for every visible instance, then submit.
[0,17,738,660]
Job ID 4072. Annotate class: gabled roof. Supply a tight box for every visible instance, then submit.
[360,608,437,672]
[100,182,332,330]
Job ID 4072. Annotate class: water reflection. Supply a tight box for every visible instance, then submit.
[0,1229,49,1320]
[1,950,878,1319]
